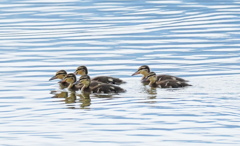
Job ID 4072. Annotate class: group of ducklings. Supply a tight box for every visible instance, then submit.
[49,65,191,94]
[49,65,126,94]
[132,65,191,88]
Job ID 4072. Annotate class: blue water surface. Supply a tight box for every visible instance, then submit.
[0,0,240,145]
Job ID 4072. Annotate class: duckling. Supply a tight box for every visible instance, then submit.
[49,70,69,89]
[76,77,102,89]
[79,75,126,94]
[74,65,125,85]
[62,73,81,91]
[146,72,191,88]
[132,65,188,83]
[63,73,103,92]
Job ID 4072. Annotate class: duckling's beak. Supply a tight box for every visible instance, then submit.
[49,76,57,81]
[131,71,140,76]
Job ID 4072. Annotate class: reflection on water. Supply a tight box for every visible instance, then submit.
[78,92,91,108]
[64,92,76,104]
[141,85,157,99]
[50,90,68,98]
[51,90,91,108]
[1,0,240,145]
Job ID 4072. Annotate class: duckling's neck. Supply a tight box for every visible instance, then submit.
[142,71,149,78]
[149,78,157,87]
[68,82,74,90]
[81,83,90,92]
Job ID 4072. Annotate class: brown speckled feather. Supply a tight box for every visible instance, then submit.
[142,74,188,83]
[156,74,188,82]
[79,75,126,94]
[92,76,126,85]
[151,79,191,88]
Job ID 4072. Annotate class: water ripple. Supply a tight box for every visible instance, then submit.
[1,0,240,145]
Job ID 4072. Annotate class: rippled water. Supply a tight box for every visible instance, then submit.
[1,0,240,145]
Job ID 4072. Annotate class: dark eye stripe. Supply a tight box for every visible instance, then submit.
[147,74,155,78]
[65,74,74,78]
[56,73,65,75]
[138,67,146,71]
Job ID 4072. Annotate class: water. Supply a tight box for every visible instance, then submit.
[1,0,240,145]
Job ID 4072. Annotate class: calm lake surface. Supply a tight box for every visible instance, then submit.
[1,0,240,145]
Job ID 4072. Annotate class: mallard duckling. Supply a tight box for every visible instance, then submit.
[74,65,125,85]
[132,65,188,83]
[146,72,191,88]
[76,77,102,89]
[63,73,103,92]
[79,75,126,94]
[62,73,81,91]
[49,70,69,89]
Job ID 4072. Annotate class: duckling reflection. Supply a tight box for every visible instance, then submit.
[142,85,157,99]
[75,65,126,85]
[78,92,91,108]
[49,70,69,89]
[65,91,77,104]
[50,90,68,98]
[79,91,91,99]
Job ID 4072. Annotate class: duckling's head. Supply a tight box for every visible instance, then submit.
[49,70,67,81]
[132,65,150,76]
[74,66,88,75]
[63,73,77,84]
[79,75,91,86]
[146,72,157,83]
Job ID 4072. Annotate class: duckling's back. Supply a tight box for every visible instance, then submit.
[157,74,188,82]
[92,76,125,85]
[158,80,191,88]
